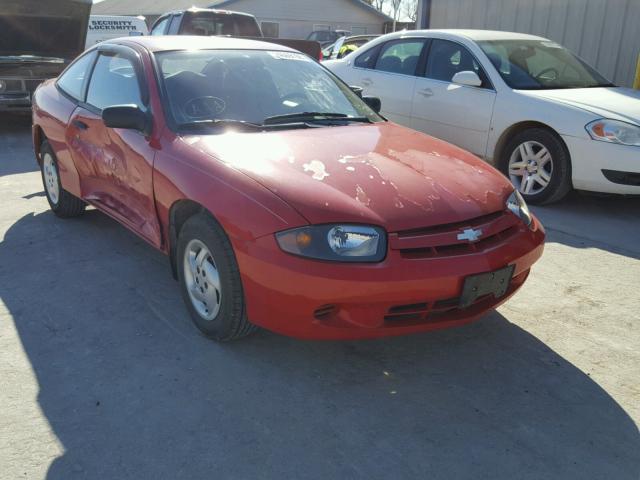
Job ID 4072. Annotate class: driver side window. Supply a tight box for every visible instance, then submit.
[425,39,490,87]
[86,54,143,111]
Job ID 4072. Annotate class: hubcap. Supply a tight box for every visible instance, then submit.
[508,140,553,195]
[43,153,60,205]
[183,239,222,321]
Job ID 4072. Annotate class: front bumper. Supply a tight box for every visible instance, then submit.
[563,135,640,194]
[235,215,545,340]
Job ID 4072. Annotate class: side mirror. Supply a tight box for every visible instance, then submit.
[362,95,381,113]
[451,70,482,87]
[102,105,150,134]
[350,85,364,97]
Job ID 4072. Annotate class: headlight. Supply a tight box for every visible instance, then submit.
[585,119,640,146]
[275,224,386,262]
[506,190,532,227]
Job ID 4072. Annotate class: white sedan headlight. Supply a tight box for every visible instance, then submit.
[586,119,640,146]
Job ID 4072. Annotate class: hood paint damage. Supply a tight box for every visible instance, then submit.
[188,122,513,232]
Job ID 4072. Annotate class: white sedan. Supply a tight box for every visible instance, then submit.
[324,30,640,204]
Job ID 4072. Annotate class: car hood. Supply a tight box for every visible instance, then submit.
[187,123,513,232]
[519,87,640,124]
[0,0,91,60]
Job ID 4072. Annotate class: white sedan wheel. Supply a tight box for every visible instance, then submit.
[508,140,553,196]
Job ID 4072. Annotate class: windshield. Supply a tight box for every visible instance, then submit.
[156,49,382,130]
[478,40,614,90]
[181,12,261,37]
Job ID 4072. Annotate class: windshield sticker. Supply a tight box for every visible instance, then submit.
[268,51,310,61]
[540,41,563,49]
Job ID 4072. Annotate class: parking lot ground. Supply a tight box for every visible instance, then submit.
[1,114,639,479]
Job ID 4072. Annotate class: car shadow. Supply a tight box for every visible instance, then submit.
[1,210,638,479]
[531,191,640,260]
[0,113,37,177]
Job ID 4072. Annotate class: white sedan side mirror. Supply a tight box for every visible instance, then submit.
[451,71,482,87]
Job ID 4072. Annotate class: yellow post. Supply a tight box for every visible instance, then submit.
[634,53,640,90]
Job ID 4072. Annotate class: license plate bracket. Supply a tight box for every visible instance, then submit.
[460,265,515,308]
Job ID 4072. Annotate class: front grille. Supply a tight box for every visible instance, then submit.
[25,80,44,93]
[602,169,640,187]
[384,270,529,324]
[0,79,45,94]
[389,210,521,259]
[0,79,24,93]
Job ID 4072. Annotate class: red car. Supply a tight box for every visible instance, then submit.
[32,36,545,341]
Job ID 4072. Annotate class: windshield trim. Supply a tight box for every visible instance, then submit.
[478,39,615,91]
[151,47,385,135]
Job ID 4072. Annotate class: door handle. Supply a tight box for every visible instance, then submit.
[360,77,373,87]
[73,119,89,130]
[418,88,434,98]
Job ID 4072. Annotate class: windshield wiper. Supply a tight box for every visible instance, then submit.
[177,118,319,132]
[263,112,372,125]
[178,119,264,131]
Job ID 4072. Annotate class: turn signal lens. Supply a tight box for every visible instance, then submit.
[275,225,386,262]
[586,119,640,146]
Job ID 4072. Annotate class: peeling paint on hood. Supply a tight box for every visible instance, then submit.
[188,122,514,232]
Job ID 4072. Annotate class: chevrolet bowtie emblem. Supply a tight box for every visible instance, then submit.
[457,228,483,242]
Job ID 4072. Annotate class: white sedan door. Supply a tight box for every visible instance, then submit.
[410,39,496,157]
[344,38,428,126]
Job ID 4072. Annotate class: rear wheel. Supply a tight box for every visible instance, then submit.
[177,213,256,341]
[40,141,86,217]
[500,128,571,204]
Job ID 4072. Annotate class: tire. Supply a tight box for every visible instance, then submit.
[40,140,86,217]
[500,128,572,205]
[177,213,256,341]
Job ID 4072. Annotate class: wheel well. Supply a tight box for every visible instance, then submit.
[168,200,205,279]
[493,121,566,170]
[33,125,46,165]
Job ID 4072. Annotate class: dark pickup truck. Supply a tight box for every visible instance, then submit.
[0,0,91,112]
[150,8,322,60]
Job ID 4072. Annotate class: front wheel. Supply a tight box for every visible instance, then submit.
[177,213,257,341]
[40,141,86,217]
[501,128,572,205]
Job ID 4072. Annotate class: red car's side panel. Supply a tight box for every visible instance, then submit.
[66,105,162,247]
[32,80,83,197]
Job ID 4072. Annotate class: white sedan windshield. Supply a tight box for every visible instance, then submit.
[155,49,381,127]
[478,39,614,90]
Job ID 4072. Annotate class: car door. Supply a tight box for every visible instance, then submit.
[66,46,161,248]
[410,38,496,157]
[348,38,427,126]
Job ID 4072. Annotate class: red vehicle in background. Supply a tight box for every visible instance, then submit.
[32,36,544,341]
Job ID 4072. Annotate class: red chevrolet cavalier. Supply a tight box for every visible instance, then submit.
[32,36,544,340]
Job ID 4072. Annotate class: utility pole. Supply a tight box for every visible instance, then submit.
[416,0,431,29]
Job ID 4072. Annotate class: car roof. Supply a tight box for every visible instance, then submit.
[112,35,297,53]
[161,7,256,18]
[384,29,549,42]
